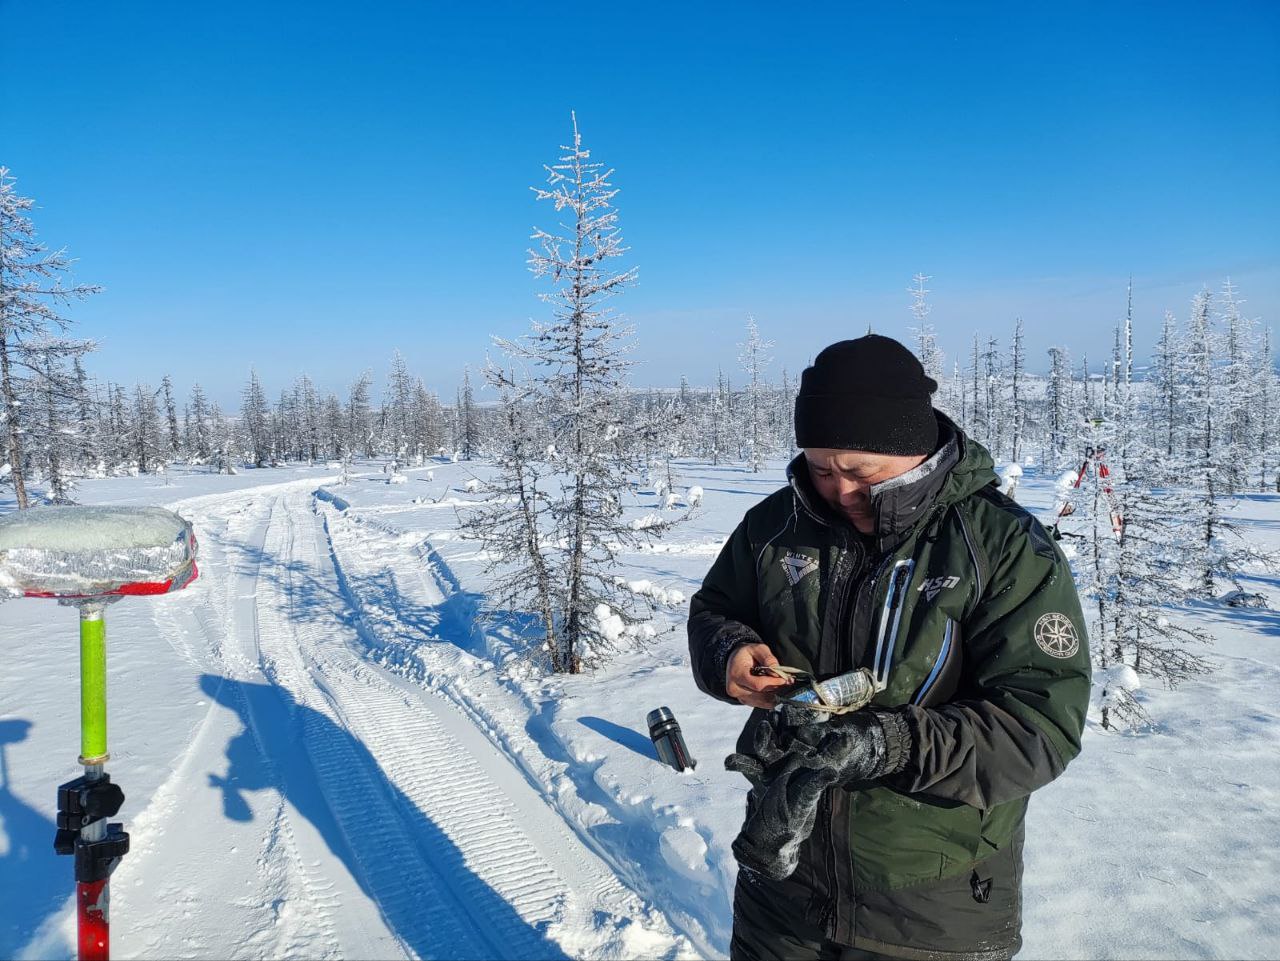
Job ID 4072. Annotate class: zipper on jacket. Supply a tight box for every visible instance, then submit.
[818,791,838,939]
[911,618,955,705]
[956,505,986,600]
[871,558,916,692]
[824,541,863,675]
[845,552,891,672]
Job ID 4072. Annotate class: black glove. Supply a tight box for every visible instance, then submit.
[725,708,914,881]
[806,707,912,785]
[725,713,839,881]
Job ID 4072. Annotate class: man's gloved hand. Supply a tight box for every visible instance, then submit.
[725,712,839,881]
[725,708,914,880]
[805,707,911,785]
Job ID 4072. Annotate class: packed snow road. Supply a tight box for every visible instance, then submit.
[10,478,689,960]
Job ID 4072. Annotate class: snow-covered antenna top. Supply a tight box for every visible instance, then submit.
[0,505,197,601]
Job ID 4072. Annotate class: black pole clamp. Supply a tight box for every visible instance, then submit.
[53,773,131,883]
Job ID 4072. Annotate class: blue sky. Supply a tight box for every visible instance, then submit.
[4,1,1278,406]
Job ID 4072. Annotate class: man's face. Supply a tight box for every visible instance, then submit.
[802,447,929,534]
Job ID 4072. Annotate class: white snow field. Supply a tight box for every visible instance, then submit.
[2,459,1278,959]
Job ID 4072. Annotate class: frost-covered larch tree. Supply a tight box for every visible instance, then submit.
[160,374,181,460]
[107,384,130,469]
[295,374,321,462]
[1147,308,1181,473]
[1257,327,1277,491]
[345,370,374,459]
[186,382,212,463]
[1219,279,1259,496]
[1070,422,1213,731]
[241,368,271,468]
[460,361,558,659]
[981,335,1001,456]
[1182,288,1220,597]
[320,392,343,460]
[909,273,943,383]
[130,383,165,473]
[410,378,445,463]
[31,339,96,501]
[1117,282,1136,480]
[385,351,414,461]
[738,315,774,472]
[458,365,477,460]
[1008,318,1026,465]
[942,359,963,424]
[496,113,670,673]
[1045,346,1073,470]
[711,367,731,465]
[72,355,101,476]
[0,168,100,507]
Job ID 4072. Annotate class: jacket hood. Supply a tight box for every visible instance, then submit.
[787,411,998,553]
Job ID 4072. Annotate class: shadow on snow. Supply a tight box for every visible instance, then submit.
[200,673,566,961]
[0,718,67,959]
[576,715,658,763]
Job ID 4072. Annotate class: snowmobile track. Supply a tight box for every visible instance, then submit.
[252,489,605,959]
[125,481,687,960]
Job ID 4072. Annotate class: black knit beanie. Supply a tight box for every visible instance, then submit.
[794,335,939,455]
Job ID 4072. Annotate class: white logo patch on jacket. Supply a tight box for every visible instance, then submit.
[918,575,961,602]
[781,551,819,587]
[1034,612,1080,658]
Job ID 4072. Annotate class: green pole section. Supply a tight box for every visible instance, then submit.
[79,608,108,765]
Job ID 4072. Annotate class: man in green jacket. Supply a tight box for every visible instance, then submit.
[688,335,1090,961]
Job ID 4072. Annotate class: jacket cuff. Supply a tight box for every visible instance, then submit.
[875,709,913,777]
[711,626,763,700]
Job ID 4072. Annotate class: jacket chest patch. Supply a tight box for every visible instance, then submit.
[781,551,819,587]
[917,575,961,602]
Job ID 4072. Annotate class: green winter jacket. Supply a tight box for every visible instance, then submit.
[688,414,1090,961]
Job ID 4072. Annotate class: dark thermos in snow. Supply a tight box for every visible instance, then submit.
[647,707,696,772]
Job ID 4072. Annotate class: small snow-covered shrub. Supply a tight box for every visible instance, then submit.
[388,473,407,485]
[1094,663,1147,730]
[686,486,704,508]
[1221,590,1267,609]
[997,463,1023,498]
[613,575,686,608]
[463,478,481,493]
[630,512,663,531]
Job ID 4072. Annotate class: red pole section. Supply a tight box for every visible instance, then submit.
[78,879,110,961]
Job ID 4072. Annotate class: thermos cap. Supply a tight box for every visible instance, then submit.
[646,706,675,729]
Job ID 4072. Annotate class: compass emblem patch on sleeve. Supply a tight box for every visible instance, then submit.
[1034,612,1080,658]
[781,551,819,587]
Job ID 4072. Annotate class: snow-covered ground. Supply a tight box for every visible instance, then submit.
[2,460,1278,959]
